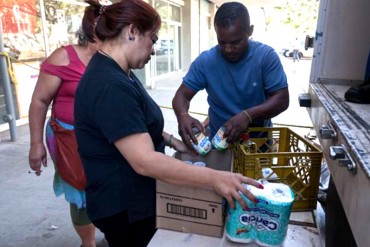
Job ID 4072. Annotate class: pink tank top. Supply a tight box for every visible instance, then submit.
[41,45,86,124]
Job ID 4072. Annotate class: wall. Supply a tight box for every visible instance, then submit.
[182,0,215,71]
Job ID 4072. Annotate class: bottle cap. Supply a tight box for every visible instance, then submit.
[241,133,250,141]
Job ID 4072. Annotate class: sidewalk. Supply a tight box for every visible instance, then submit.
[0,71,192,247]
[0,59,322,247]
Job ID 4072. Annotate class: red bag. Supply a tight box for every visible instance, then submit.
[49,112,86,190]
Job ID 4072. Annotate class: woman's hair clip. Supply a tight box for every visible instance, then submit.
[99,5,107,15]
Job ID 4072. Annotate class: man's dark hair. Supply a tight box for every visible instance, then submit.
[214,2,250,32]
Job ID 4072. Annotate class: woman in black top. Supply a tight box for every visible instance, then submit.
[74,0,263,246]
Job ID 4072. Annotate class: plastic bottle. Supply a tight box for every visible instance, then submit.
[241,133,257,153]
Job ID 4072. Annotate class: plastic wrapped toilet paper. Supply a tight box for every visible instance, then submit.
[225,182,294,247]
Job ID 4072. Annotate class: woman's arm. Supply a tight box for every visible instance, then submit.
[28,48,69,175]
[115,132,263,209]
[162,131,192,154]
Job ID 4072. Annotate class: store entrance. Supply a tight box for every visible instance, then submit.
[155,22,181,76]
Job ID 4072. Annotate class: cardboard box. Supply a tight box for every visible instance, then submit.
[156,150,233,238]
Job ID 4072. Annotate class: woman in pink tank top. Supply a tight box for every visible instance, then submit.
[28,4,101,247]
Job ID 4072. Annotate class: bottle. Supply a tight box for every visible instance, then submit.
[191,127,211,156]
[241,133,257,153]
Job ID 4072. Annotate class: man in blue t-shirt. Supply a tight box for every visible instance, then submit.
[172,1,289,148]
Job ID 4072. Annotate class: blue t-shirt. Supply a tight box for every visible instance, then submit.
[183,40,288,138]
[74,52,165,223]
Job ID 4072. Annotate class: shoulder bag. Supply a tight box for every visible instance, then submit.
[49,111,87,190]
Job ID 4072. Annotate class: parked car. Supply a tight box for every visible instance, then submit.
[156,39,174,55]
[281,48,304,59]
[279,35,314,59]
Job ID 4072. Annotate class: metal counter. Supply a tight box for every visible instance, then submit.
[307,79,370,246]
[309,79,370,176]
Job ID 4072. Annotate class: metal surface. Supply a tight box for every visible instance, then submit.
[307,79,370,246]
[309,79,370,178]
[329,144,356,174]
[319,122,337,140]
[0,18,17,141]
[39,0,50,57]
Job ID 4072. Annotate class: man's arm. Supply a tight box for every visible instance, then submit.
[247,87,289,121]
[223,88,289,142]
[172,83,204,148]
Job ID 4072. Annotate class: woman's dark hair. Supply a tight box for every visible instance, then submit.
[85,0,161,42]
[80,0,100,44]
[214,2,250,32]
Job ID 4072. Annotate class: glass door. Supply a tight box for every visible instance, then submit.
[153,1,181,76]
[155,22,180,75]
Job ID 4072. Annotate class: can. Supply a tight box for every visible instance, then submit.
[191,127,211,156]
[193,161,207,167]
[212,127,229,150]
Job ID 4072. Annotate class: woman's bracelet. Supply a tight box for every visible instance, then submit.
[168,134,173,148]
[242,110,253,123]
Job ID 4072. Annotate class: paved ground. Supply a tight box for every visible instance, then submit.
[0,57,322,247]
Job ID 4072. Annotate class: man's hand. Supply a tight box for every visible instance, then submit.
[177,114,204,149]
[223,111,251,143]
[211,171,263,210]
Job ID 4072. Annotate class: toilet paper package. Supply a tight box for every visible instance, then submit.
[225,182,294,247]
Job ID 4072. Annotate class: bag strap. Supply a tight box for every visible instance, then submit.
[49,109,73,134]
[51,108,55,120]
[49,108,59,130]
[50,107,57,122]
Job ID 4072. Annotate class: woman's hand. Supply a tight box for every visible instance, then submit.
[29,142,48,176]
[171,136,194,155]
[211,171,264,210]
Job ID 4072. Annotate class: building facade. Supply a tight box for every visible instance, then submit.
[0,0,219,123]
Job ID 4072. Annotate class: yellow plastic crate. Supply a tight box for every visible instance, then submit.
[231,127,322,211]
